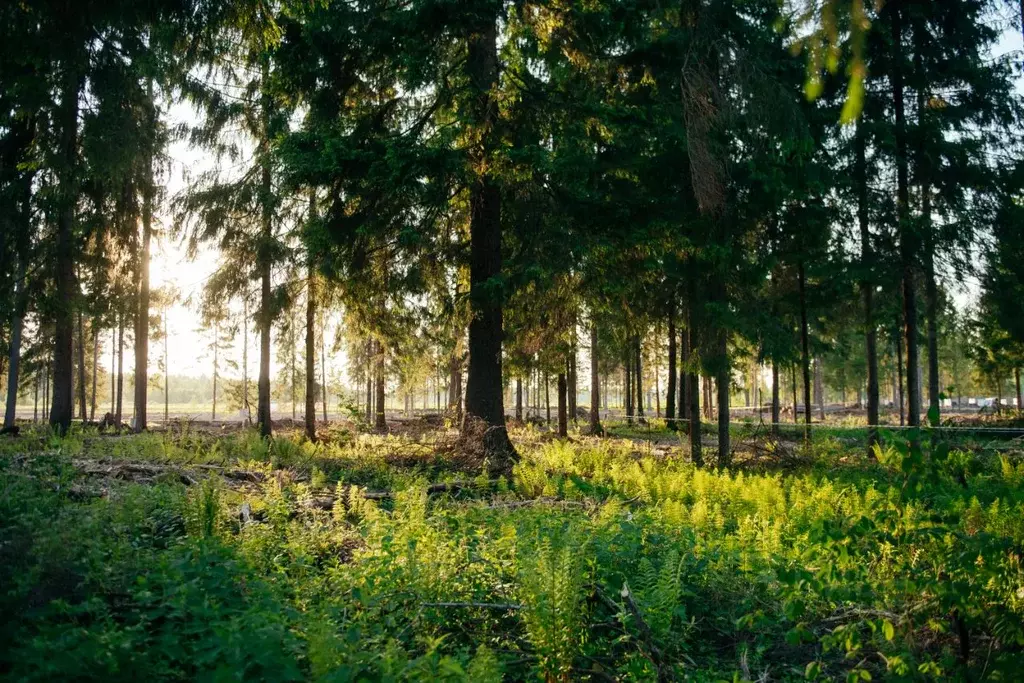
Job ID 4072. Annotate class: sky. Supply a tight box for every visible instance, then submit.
[142,15,1024,385]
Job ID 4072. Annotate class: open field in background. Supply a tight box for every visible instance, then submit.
[3,415,1024,681]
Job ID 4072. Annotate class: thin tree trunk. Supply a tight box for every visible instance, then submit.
[680,328,688,431]
[814,357,824,420]
[791,364,798,423]
[51,63,82,435]
[515,377,522,421]
[110,325,115,415]
[1015,367,1021,413]
[798,261,812,437]
[589,321,602,434]
[321,320,327,423]
[624,355,633,422]
[545,371,551,425]
[77,308,87,421]
[634,336,644,419]
[716,328,730,467]
[3,258,26,429]
[375,340,386,433]
[305,266,316,441]
[896,318,905,427]
[557,372,568,438]
[367,339,374,424]
[243,295,250,424]
[687,307,702,465]
[771,361,780,435]
[212,321,218,421]
[666,311,677,428]
[856,121,880,450]
[163,308,169,424]
[90,320,98,421]
[34,373,39,422]
[116,313,124,426]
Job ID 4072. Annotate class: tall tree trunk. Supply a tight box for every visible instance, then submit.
[665,313,676,427]
[545,371,551,425]
[110,326,116,415]
[50,62,83,435]
[133,79,154,434]
[461,16,514,465]
[716,329,730,467]
[890,0,921,429]
[367,339,374,424]
[305,266,316,441]
[374,340,386,433]
[798,260,812,436]
[771,361,780,435]
[791,364,798,423]
[3,116,34,429]
[1015,367,1021,413]
[116,313,124,426]
[856,121,880,451]
[814,357,824,420]
[242,295,250,424]
[515,377,523,421]
[321,320,327,423]
[624,355,633,421]
[634,336,644,419]
[89,321,98,421]
[3,257,26,429]
[256,61,274,438]
[679,328,688,430]
[557,372,567,438]
[589,321,602,435]
[77,308,87,421]
[34,372,39,422]
[212,321,218,421]
[914,42,940,427]
[687,310,702,465]
[163,308,169,424]
[896,318,905,426]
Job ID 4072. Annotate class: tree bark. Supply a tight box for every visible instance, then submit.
[320,319,327,423]
[557,372,567,438]
[771,361,780,435]
[116,313,124,426]
[687,310,702,465]
[515,377,522,421]
[666,308,677,428]
[3,256,26,429]
[305,266,317,441]
[545,371,551,425]
[375,340,386,433]
[461,16,514,465]
[624,355,633,421]
[716,329,730,468]
[50,62,83,435]
[1015,367,1021,413]
[212,320,218,421]
[163,308,169,424]
[856,121,880,451]
[589,321,602,435]
[679,328,688,430]
[890,0,921,429]
[895,316,905,426]
[90,320,98,421]
[133,78,155,434]
[634,335,644,419]
[77,308,87,421]
[814,357,824,420]
[797,260,812,437]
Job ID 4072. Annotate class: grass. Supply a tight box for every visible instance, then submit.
[1,423,1023,681]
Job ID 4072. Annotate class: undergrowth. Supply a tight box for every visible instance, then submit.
[1,424,1023,681]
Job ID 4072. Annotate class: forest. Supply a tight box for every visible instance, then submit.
[3,0,1024,681]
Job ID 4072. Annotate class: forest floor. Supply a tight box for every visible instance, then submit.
[2,418,1023,681]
